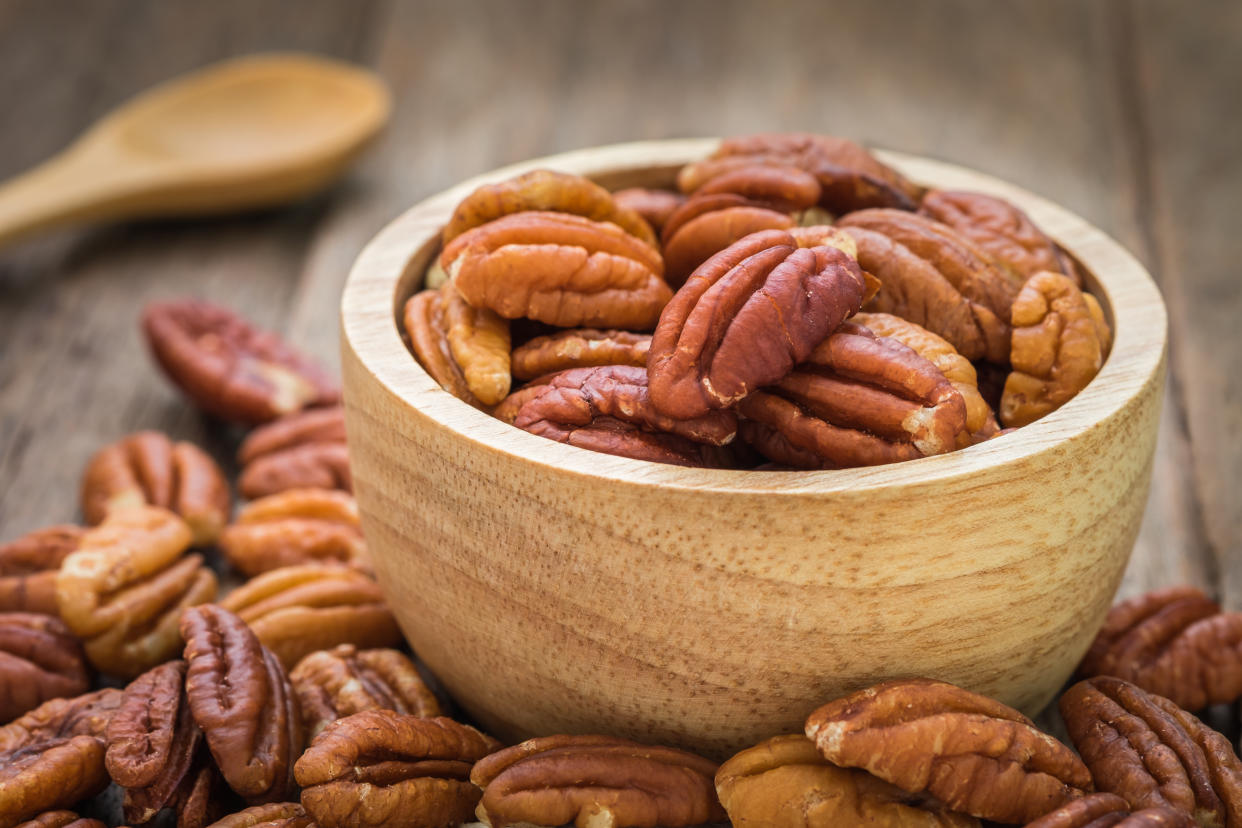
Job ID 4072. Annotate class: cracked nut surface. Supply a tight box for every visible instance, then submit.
[1001,271,1110,428]
[0,527,83,616]
[80,431,230,547]
[290,644,440,740]
[0,613,90,724]
[716,733,979,828]
[238,407,350,500]
[1060,676,1242,828]
[471,733,725,828]
[143,299,339,425]
[610,188,684,235]
[220,489,367,578]
[55,506,217,678]
[203,803,312,828]
[1026,793,1195,828]
[805,677,1091,824]
[219,564,401,669]
[739,323,968,468]
[510,329,650,380]
[295,710,498,828]
[648,228,866,419]
[181,605,301,803]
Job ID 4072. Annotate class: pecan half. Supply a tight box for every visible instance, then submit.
[404,281,512,407]
[295,710,498,828]
[1026,793,1195,828]
[203,803,312,828]
[491,377,555,426]
[1001,271,1110,428]
[403,286,483,408]
[290,645,440,740]
[55,507,217,678]
[805,677,1091,824]
[1060,677,1242,827]
[511,329,650,380]
[0,689,122,753]
[471,734,724,828]
[219,564,401,669]
[611,188,684,235]
[648,228,866,419]
[181,605,301,803]
[238,407,350,500]
[220,489,367,578]
[13,812,106,828]
[80,431,230,546]
[0,613,90,724]
[739,323,968,468]
[716,734,978,828]
[0,526,83,616]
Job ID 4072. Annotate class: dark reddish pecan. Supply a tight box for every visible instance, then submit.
[143,299,339,425]
[168,759,221,828]
[511,329,650,380]
[295,710,498,828]
[203,803,312,828]
[491,376,556,426]
[716,734,978,828]
[1060,677,1242,827]
[648,228,866,419]
[238,407,350,500]
[0,613,90,724]
[219,564,401,669]
[739,323,968,468]
[0,526,83,616]
[919,189,1083,285]
[1001,271,1110,428]
[290,645,440,740]
[1026,793,1195,828]
[511,365,738,466]
[12,812,107,828]
[471,734,725,828]
[80,431,230,546]
[56,507,217,678]
[805,678,1091,824]
[220,489,367,578]
[181,605,300,803]
[0,689,122,752]
[611,188,685,235]
[678,132,922,213]
[838,210,1018,363]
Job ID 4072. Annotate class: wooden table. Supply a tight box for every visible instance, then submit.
[1,0,1238,611]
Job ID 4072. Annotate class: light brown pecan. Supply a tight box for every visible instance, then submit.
[0,526,83,616]
[610,188,684,235]
[80,431,230,546]
[143,299,339,425]
[919,189,1083,285]
[403,285,483,408]
[238,407,350,500]
[12,811,107,828]
[203,803,313,828]
[404,280,511,406]
[181,605,301,803]
[295,710,498,828]
[219,564,401,669]
[290,645,440,740]
[648,228,866,419]
[510,329,650,380]
[1060,677,1242,828]
[442,211,672,330]
[220,489,367,578]
[716,734,978,828]
[1001,271,1110,428]
[55,507,217,678]
[0,613,90,724]
[739,323,968,468]
[471,733,725,828]
[805,678,1091,824]
[1026,793,1195,828]
[678,132,923,213]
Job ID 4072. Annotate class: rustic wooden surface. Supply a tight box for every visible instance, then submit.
[0,0,1238,621]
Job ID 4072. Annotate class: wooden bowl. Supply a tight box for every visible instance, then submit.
[340,139,1166,757]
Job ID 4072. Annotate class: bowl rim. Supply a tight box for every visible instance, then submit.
[340,137,1167,494]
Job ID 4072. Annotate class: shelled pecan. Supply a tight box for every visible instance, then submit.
[403,284,484,408]
[611,187,685,235]
[404,280,511,407]
[0,526,83,616]
[220,489,367,577]
[12,812,106,828]
[237,407,350,499]
[290,645,440,739]
[203,803,312,828]
[1025,793,1194,828]
[510,329,650,380]
[0,613,90,724]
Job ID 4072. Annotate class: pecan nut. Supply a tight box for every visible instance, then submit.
[404,280,512,407]
[0,613,90,724]
[181,605,301,803]
[203,803,312,828]
[1025,793,1195,828]
[610,187,685,235]
[12,812,106,828]
[220,489,367,578]
[143,299,340,425]
[219,564,401,669]
[805,677,1091,824]
[0,689,122,753]
[510,329,650,380]
[238,407,350,500]
[1001,271,1110,428]
[1061,676,1242,826]
[80,431,230,546]
[0,527,83,616]
[647,228,866,419]
[471,733,725,828]
[290,644,440,740]
[716,734,979,828]
[295,710,499,828]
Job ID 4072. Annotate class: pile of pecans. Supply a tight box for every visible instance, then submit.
[405,132,1113,469]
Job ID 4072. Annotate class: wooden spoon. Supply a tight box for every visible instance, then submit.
[0,53,390,248]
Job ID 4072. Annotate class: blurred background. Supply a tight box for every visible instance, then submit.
[0,1,1238,601]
